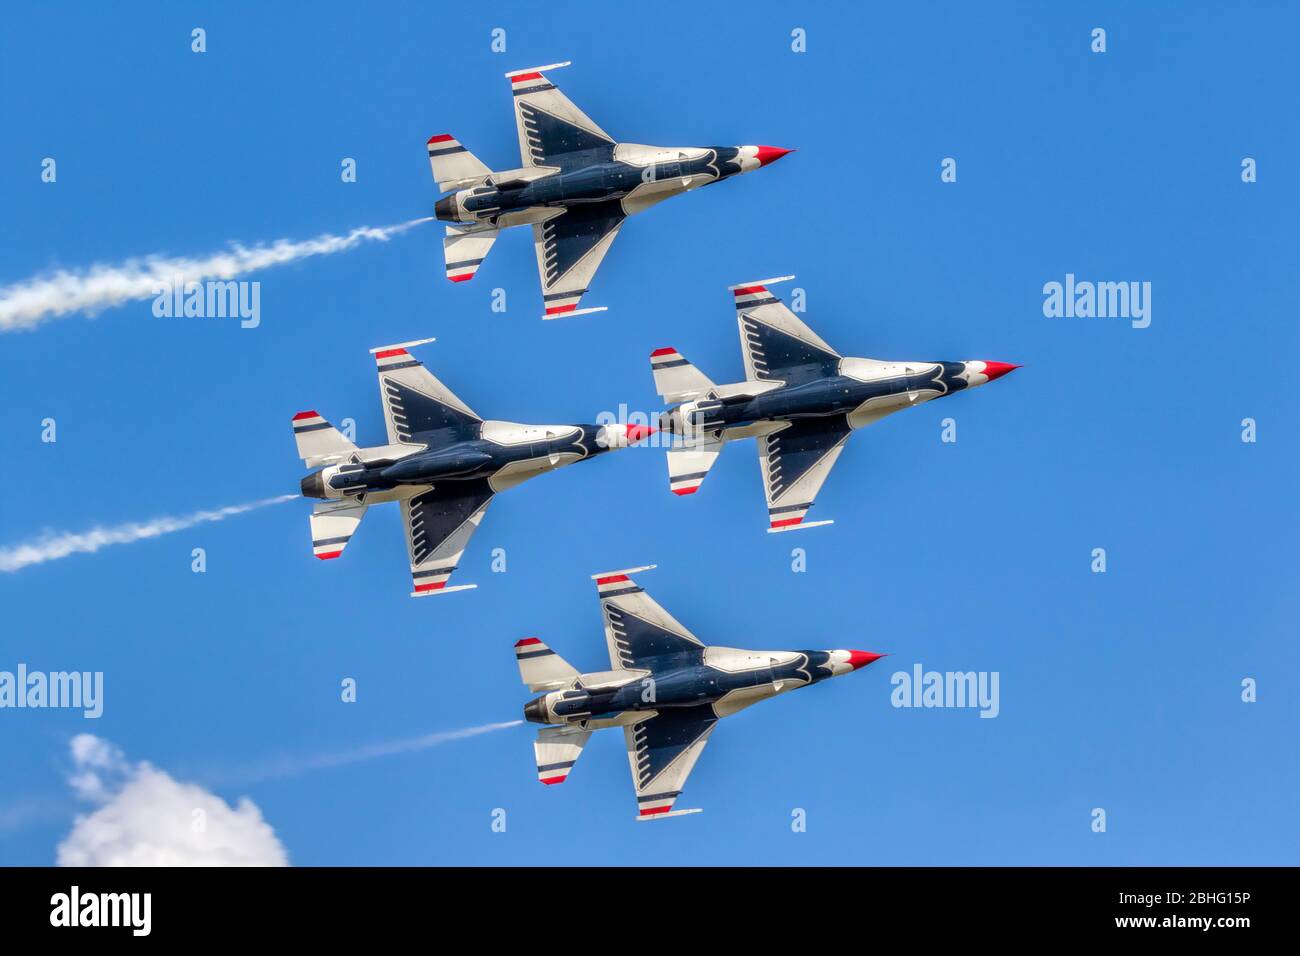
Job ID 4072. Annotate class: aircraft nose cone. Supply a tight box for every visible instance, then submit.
[846,650,885,670]
[599,423,658,447]
[300,471,325,499]
[754,145,794,167]
[979,361,1021,382]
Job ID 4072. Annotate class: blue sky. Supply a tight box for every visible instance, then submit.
[2,1,1297,864]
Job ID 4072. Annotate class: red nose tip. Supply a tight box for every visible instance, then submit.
[754,146,794,167]
[624,425,657,443]
[847,650,884,670]
[981,361,1021,382]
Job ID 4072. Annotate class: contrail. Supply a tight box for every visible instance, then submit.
[210,721,525,785]
[0,218,433,332]
[0,495,297,572]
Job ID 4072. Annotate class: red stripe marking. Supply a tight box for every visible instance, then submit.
[448,273,473,282]
[292,410,319,421]
[315,551,343,560]
[639,806,671,816]
[770,516,803,528]
[511,71,543,83]
[373,348,408,359]
[595,574,629,586]
[515,637,542,647]
[671,486,698,496]
[732,285,767,296]
[650,347,676,357]
[540,775,566,785]
[427,134,454,144]
[545,303,577,315]
[414,581,446,592]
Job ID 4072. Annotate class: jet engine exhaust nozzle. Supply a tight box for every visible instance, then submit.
[434,195,459,222]
[523,696,548,724]
[300,470,326,499]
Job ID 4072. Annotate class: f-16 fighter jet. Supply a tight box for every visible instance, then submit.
[651,276,1020,532]
[428,61,792,319]
[518,565,883,819]
[293,338,654,597]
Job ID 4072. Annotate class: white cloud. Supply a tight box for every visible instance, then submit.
[57,734,288,867]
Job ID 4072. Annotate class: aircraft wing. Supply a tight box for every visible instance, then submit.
[507,62,615,168]
[401,480,494,596]
[624,707,716,820]
[532,202,624,318]
[732,276,841,386]
[372,339,482,445]
[758,415,853,533]
[592,566,704,671]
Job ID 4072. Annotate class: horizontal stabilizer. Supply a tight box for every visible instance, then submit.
[650,348,714,403]
[666,437,726,497]
[309,500,367,560]
[444,225,498,283]
[427,134,491,192]
[534,726,590,786]
[292,411,358,467]
[515,637,579,691]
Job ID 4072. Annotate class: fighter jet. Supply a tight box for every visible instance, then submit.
[428,61,792,319]
[518,565,883,819]
[651,276,1020,531]
[293,338,654,596]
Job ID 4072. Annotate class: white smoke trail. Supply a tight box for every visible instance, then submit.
[0,218,432,332]
[0,721,524,837]
[213,721,525,785]
[0,495,297,572]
